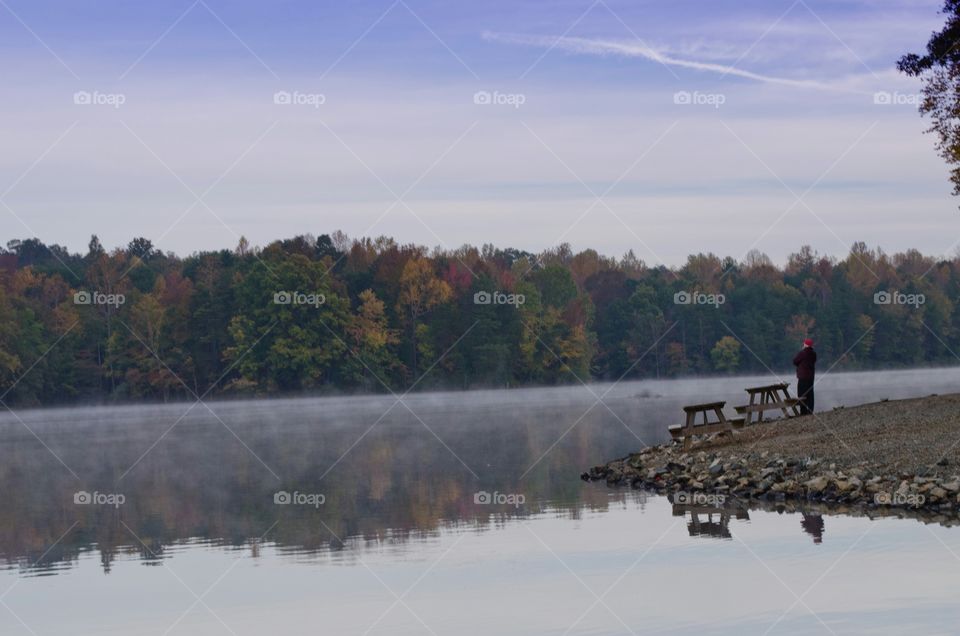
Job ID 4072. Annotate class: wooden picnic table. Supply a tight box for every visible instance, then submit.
[734,382,801,425]
[668,401,744,449]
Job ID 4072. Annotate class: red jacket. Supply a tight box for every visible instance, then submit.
[793,347,816,380]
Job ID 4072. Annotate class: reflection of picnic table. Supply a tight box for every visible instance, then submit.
[734,383,801,425]
[668,401,744,450]
[671,503,750,539]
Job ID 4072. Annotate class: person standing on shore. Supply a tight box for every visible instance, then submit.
[793,338,816,415]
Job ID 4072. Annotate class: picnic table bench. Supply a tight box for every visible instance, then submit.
[668,401,744,449]
[733,382,801,425]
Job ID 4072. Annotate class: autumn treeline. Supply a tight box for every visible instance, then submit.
[0,233,954,405]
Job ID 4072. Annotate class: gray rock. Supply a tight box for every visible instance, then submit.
[835,480,854,493]
[805,476,830,493]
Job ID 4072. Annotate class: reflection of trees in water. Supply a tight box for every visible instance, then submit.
[0,401,644,574]
[6,394,959,575]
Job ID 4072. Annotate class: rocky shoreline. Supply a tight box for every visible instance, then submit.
[582,393,960,519]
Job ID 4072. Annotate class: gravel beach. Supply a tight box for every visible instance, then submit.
[582,393,960,517]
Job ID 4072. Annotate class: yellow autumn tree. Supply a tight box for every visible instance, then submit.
[397,258,452,375]
[348,289,399,384]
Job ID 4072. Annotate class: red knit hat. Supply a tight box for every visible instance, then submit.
[803,338,814,346]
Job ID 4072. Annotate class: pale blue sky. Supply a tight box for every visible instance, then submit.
[0,0,953,265]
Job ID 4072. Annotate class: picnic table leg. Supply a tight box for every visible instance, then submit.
[788,388,799,417]
[777,388,791,419]
[778,387,793,417]
[714,406,730,438]
[785,387,801,417]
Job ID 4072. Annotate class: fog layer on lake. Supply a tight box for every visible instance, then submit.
[2,368,960,635]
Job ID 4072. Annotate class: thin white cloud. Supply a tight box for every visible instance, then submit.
[484,31,870,94]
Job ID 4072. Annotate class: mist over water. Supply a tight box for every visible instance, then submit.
[2,368,960,634]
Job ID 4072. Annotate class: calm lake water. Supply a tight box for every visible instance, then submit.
[3,368,960,635]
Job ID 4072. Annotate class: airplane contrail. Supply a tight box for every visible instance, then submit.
[484,31,867,93]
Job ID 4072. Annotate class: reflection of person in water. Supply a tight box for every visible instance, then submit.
[801,513,824,544]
